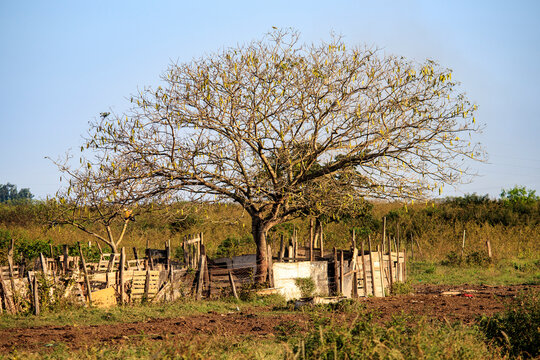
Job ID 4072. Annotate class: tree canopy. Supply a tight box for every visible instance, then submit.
[66,29,483,280]
[0,183,33,203]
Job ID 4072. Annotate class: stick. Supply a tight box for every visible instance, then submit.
[395,237,401,282]
[78,242,92,306]
[461,229,466,257]
[382,217,386,253]
[96,241,103,256]
[415,238,422,256]
[486,239,492,259]
[228,270,238,300]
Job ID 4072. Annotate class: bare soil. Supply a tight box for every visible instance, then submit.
[1,284,536,354]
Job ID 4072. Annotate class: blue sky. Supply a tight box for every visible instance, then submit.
[1,0,539,199]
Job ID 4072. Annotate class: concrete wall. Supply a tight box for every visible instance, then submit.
[272,261,329,300]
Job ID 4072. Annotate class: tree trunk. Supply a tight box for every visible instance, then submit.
[252,217,268,284]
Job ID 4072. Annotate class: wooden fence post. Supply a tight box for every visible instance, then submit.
[320,223,324,258]
[339,250,344,297]
[352,248,358,299]
[279,234,285,261]
[119,247,125,304]
[133,247,141,270]
[32,275,40,315]
[196,253,206,300]
[368,236,376,297]
[309,218,314,261]
[333,247,339,295]
[39,253,48,275]
[0,271,15,314]
[387,233,394,288]
[63,245,69,274]
[361,240,368,297]
[267,244,274,287]
[378,245,386,297]
[7,238,17,311]
[486,239,492,259]
[78,242,92,306]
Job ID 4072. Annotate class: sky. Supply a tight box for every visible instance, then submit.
[1,0,539,200]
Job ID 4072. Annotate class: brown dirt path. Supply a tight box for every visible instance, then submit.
[0,284,536,354]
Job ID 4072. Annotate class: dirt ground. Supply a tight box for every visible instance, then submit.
[0,284,536,353]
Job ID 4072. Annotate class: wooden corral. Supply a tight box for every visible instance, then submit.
[0,222,409,314]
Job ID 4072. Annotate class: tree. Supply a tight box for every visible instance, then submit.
[79,29,483,281]
[0,183,34,203]
[500,186,538,205]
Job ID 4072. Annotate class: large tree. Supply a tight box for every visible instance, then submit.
[79,29,483,280]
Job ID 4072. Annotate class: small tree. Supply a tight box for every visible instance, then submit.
[76,29,483,280]
[49,155,138,254]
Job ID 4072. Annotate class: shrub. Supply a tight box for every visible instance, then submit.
[391,280,413,295]
[295,277,316,298]
[478,288,540,359]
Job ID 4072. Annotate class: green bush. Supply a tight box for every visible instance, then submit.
[295,277,316,298]
[478,288,540,359]
[391,280,413,295]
